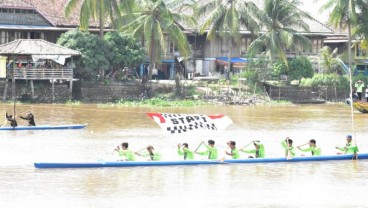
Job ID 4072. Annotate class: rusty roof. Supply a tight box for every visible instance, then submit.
[0,39,81,55]
[0,0,100,27]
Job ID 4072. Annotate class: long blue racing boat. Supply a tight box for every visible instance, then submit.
[34,153,368,168]
[1,123,87,131]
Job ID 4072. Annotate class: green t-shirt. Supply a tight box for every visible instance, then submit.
[299,146,321,156]
[281,140,296,157]
[337,141,359,154]
[118,149,135,161]
[139,152,161,161]
[178,148,194,160]
[230,148,240,159]
[196,144,218,160]
[355,82,364,93]
[240,144,265,158]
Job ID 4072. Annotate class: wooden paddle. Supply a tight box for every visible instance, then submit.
[239,141,258,151]
[296,142,309,149]
[194,142,204,153]
[134,147,148,155]
[286,139,292,160]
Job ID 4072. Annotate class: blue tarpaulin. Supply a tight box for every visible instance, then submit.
[216,57,248,63]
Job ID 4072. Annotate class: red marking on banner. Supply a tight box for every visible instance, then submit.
[146,112,166,123]
[208,114,224,119]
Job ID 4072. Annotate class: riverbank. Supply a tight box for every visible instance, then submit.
[1,79,348,105]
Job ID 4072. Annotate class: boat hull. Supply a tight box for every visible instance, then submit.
[0,124,87,131]
[353,101,368,113]
[34,153,368,168]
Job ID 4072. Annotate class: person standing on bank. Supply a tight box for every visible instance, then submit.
[365,87,368,102]
[355,80,364,101]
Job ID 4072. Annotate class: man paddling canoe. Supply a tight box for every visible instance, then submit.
[115,142,135,161]
[178,143,194,160]
[195,140,218,160]
[135,145,161,161]
[336,135,359,154]
[5,112,17,127]
[281,138,295,158]
[297,139,321,156]
[19,111,36,126]
[225,141,240,159]
[240,141,265,158]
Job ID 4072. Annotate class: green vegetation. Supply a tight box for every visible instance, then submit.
[65,100,82,105]
[249,0,312,65]
[300,74,349,89]
[196,0,259,77]
[57,30,144,80]
[99,97,211,107]
[122,0,195,80]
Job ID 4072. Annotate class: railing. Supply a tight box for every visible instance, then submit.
[6,68,74,80]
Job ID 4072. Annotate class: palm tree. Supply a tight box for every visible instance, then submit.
[65,0,135,38]
[122,0,196,80]
[319,46,340,74]
[248,0,312,65]
[319,0,362,76]
[319,0,365,136]
[196,0,260,79]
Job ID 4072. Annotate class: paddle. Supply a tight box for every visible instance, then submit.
[296,142,309,149]
[194,141,204,153]
[239,141,259,151]
[134,147,148,155]
[286,139,292,160]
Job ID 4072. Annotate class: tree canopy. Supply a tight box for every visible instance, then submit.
[57,29,144,80]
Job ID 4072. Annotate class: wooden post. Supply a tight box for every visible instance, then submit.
[69,80,73,99]
[3,79,8,100]
[52,80,55,103]
[30,80,34,99]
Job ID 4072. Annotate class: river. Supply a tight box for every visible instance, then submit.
[0,103,367,208]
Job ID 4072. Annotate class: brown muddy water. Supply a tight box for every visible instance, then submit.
[0,103,367,208]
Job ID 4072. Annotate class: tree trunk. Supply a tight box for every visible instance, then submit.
[148,36,155,81]
[99,1,104,39]
[175,72,181,97]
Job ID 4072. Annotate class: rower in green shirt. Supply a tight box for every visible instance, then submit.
[297,139,321,156]
[195,140,218,160]
[135,145,161,161]
[240,141,265,158]
[225,141,240,159]
[115,142,135,161]
[178,143,194,160]
[281,137,296,158]
[336,135,359,154]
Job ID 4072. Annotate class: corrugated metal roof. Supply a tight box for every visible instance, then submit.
[0,39,81,56]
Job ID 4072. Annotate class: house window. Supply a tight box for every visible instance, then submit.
[166,36,174,54]
[221,38,228,52]
[0,31,7,44]
[356,43,367,57]
[241,37,252,53]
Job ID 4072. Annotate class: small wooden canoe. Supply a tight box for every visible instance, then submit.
[353,101,368,113]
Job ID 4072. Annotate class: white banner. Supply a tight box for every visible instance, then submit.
[146,112,233,134]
